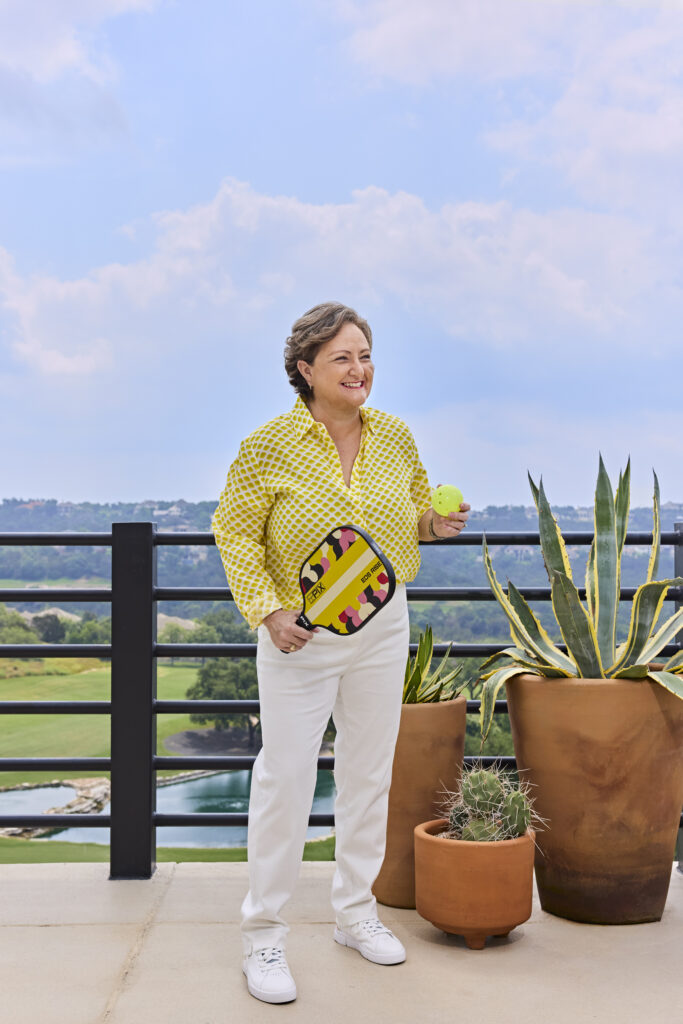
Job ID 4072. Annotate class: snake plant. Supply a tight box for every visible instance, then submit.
[479,457,683,741]
[403,625,466,703]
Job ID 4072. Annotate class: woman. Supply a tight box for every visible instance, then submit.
[211,302,469,1004]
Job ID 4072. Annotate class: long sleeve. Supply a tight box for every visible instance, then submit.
[407,431,432,520]
[211,398,432,622]
[211,438,281,630]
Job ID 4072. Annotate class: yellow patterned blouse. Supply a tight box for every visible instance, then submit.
[211,395,432,629]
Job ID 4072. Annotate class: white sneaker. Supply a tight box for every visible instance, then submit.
[242,946,297,1003]
[334,918,406,965]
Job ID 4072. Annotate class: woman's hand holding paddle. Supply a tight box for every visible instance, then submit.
[264,609,318,653]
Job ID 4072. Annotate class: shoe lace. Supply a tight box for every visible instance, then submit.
[255,947,288,971]
[356,918,392,938]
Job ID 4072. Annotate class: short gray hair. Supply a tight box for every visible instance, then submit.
[284,302,373,397]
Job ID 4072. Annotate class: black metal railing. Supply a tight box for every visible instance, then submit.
[0,522,681,878]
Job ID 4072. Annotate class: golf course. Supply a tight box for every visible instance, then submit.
[0,659,335,864]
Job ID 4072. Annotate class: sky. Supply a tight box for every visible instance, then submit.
[1,0,682,509]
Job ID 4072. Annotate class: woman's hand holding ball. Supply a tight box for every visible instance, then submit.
[430,484,470,539]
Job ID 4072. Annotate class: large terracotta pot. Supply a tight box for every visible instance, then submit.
[505,674,683,924]
[372,697,466,908]
[414,819,535,948]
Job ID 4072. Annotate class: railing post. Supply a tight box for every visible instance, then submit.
[110,522,157,878]
[675,522,683,872]
[675,523,683,642]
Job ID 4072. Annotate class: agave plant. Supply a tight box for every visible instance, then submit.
[403,625,467,703]
[479,457,683,741]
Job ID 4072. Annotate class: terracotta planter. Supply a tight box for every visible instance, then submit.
[414,819,535,948]
[505,674,683,924]
[372,697,466,908]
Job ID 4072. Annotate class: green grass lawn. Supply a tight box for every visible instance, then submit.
[0,662,213,787]
[0,835,336,864]
[0,656,107,680]
[0,662,338,862]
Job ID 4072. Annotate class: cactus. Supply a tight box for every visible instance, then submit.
[500,790,531,837]
[461,769,505,814]
[439,760,545,842]
[448,802,469,834]
[461,818,505,842]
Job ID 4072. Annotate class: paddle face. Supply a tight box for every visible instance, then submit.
[296,525,396,635]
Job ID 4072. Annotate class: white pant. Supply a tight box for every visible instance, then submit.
[240,584,409,954]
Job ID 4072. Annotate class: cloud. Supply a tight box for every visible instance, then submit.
[336,0,583,85]
[336,0,683,85]
[2,177,681,504]
[0,0,158,159]
[0,1,157,82]
[0,178,678,394]
[336,1,683,218]
[408,398,683,508]
[485,9,683,215]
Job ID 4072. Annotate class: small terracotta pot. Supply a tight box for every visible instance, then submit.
[414,819,535,948]
[506,674,683,924]
[373,698,466,908]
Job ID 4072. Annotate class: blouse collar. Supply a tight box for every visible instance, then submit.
[290,394,376,440]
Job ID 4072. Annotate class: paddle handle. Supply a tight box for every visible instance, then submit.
[280,611,315,654]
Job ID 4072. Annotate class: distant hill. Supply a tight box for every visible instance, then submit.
[0,497,215,533]
[1,497,681,625]
[2,495,682,533]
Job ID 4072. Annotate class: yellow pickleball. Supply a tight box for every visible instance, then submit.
[431,484,464,516]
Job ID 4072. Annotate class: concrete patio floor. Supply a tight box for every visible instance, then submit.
[1,860,680,1024]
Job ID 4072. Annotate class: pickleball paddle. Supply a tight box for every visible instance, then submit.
[293,524,396,637]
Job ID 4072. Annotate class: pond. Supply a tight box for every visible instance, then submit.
[0,785,76,816]
[9,771,336,847]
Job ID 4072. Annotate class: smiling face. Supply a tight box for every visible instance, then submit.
[297,322,374,414]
